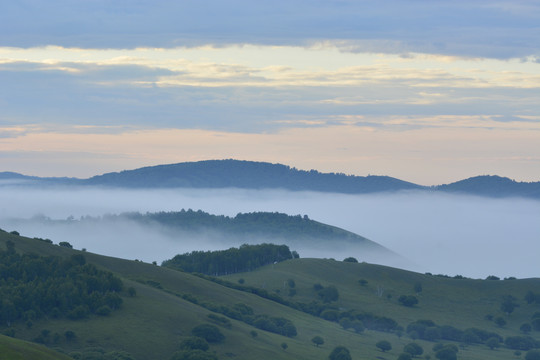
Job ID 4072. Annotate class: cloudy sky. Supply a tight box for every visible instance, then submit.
[1,0,539,185]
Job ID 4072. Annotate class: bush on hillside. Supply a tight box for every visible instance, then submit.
[170,350,217,360]
[311,336,324,347]
[180,337,209,351]
[403,342,423,357]
[398,295,418,307]
[191,324,224,343]
[317,285,339,303]
[376,340,392,352]
[328,346,351,360]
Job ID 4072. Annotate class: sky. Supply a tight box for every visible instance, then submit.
[1,0,540,185]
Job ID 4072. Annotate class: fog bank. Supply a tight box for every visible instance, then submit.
[1,185,539,279]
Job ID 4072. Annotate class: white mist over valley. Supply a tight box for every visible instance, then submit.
[1,185,538,279]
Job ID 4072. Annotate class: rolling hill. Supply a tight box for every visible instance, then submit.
[436,175,540,198]
[5,210,405,269]
[1,229,539,360]
[0,334,72,360]
[2,159,539,198]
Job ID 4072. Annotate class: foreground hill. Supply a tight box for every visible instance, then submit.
[2,159,539,198]
[0,334,72,360]
[1,229,540,360]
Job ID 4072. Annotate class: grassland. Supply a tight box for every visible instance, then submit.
[1,230,539,360]
[0,334,72,360]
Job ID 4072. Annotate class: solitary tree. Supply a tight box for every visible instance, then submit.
[486,337,501,350]
[351,320,364,334]
[64,330,76,342]
[191,324,224,343]
[524,291,537,304]
[403,342,423,357]
[435,347,458,360]
[328,346,352,360]
[281,342,288,351]
[397,353,412,360]
[376,340,392,352]
[312,336,324,347]
[501,295,519,315]
[318,285,339,303]
[398,295,419,307]
[494,317,507,327]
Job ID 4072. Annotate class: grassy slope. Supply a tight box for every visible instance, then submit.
[225,259,540,330]
[1,231,540,360]
[0,334,72,360]
[224,258,540,359]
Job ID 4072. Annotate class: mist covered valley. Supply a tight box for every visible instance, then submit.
[1,184,539,280]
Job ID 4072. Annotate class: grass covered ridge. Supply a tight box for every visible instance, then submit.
[0,334,72,360]
[0,229,539,360]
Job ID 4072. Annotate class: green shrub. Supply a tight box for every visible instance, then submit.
[191,324,225,343]
[96,305,112,316]
[328,346,351,360]
[398,295,418,307]
[180,337,209,351]
[376,340,391,352]
[170,350,218,360]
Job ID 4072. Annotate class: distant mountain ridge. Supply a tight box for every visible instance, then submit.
[436,175,540,198]
[83,159,422,193]
[1,159,539,198]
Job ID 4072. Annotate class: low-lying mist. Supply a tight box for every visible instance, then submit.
[1,185,539,279]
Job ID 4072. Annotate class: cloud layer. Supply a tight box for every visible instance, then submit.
[2,1,540,58]
[1,186,539,279]
[1,47,539,131]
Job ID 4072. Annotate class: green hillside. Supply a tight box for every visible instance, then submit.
[0,334,72,360]
[1,229,540,360]
[224,259,540,333]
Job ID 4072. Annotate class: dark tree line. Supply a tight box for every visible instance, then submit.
[192,273,400,334]
[162,243,294,275]
[183,295,297,338]
[403,318,540,351]
[406,319,503,344]
[0,241,123,325]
